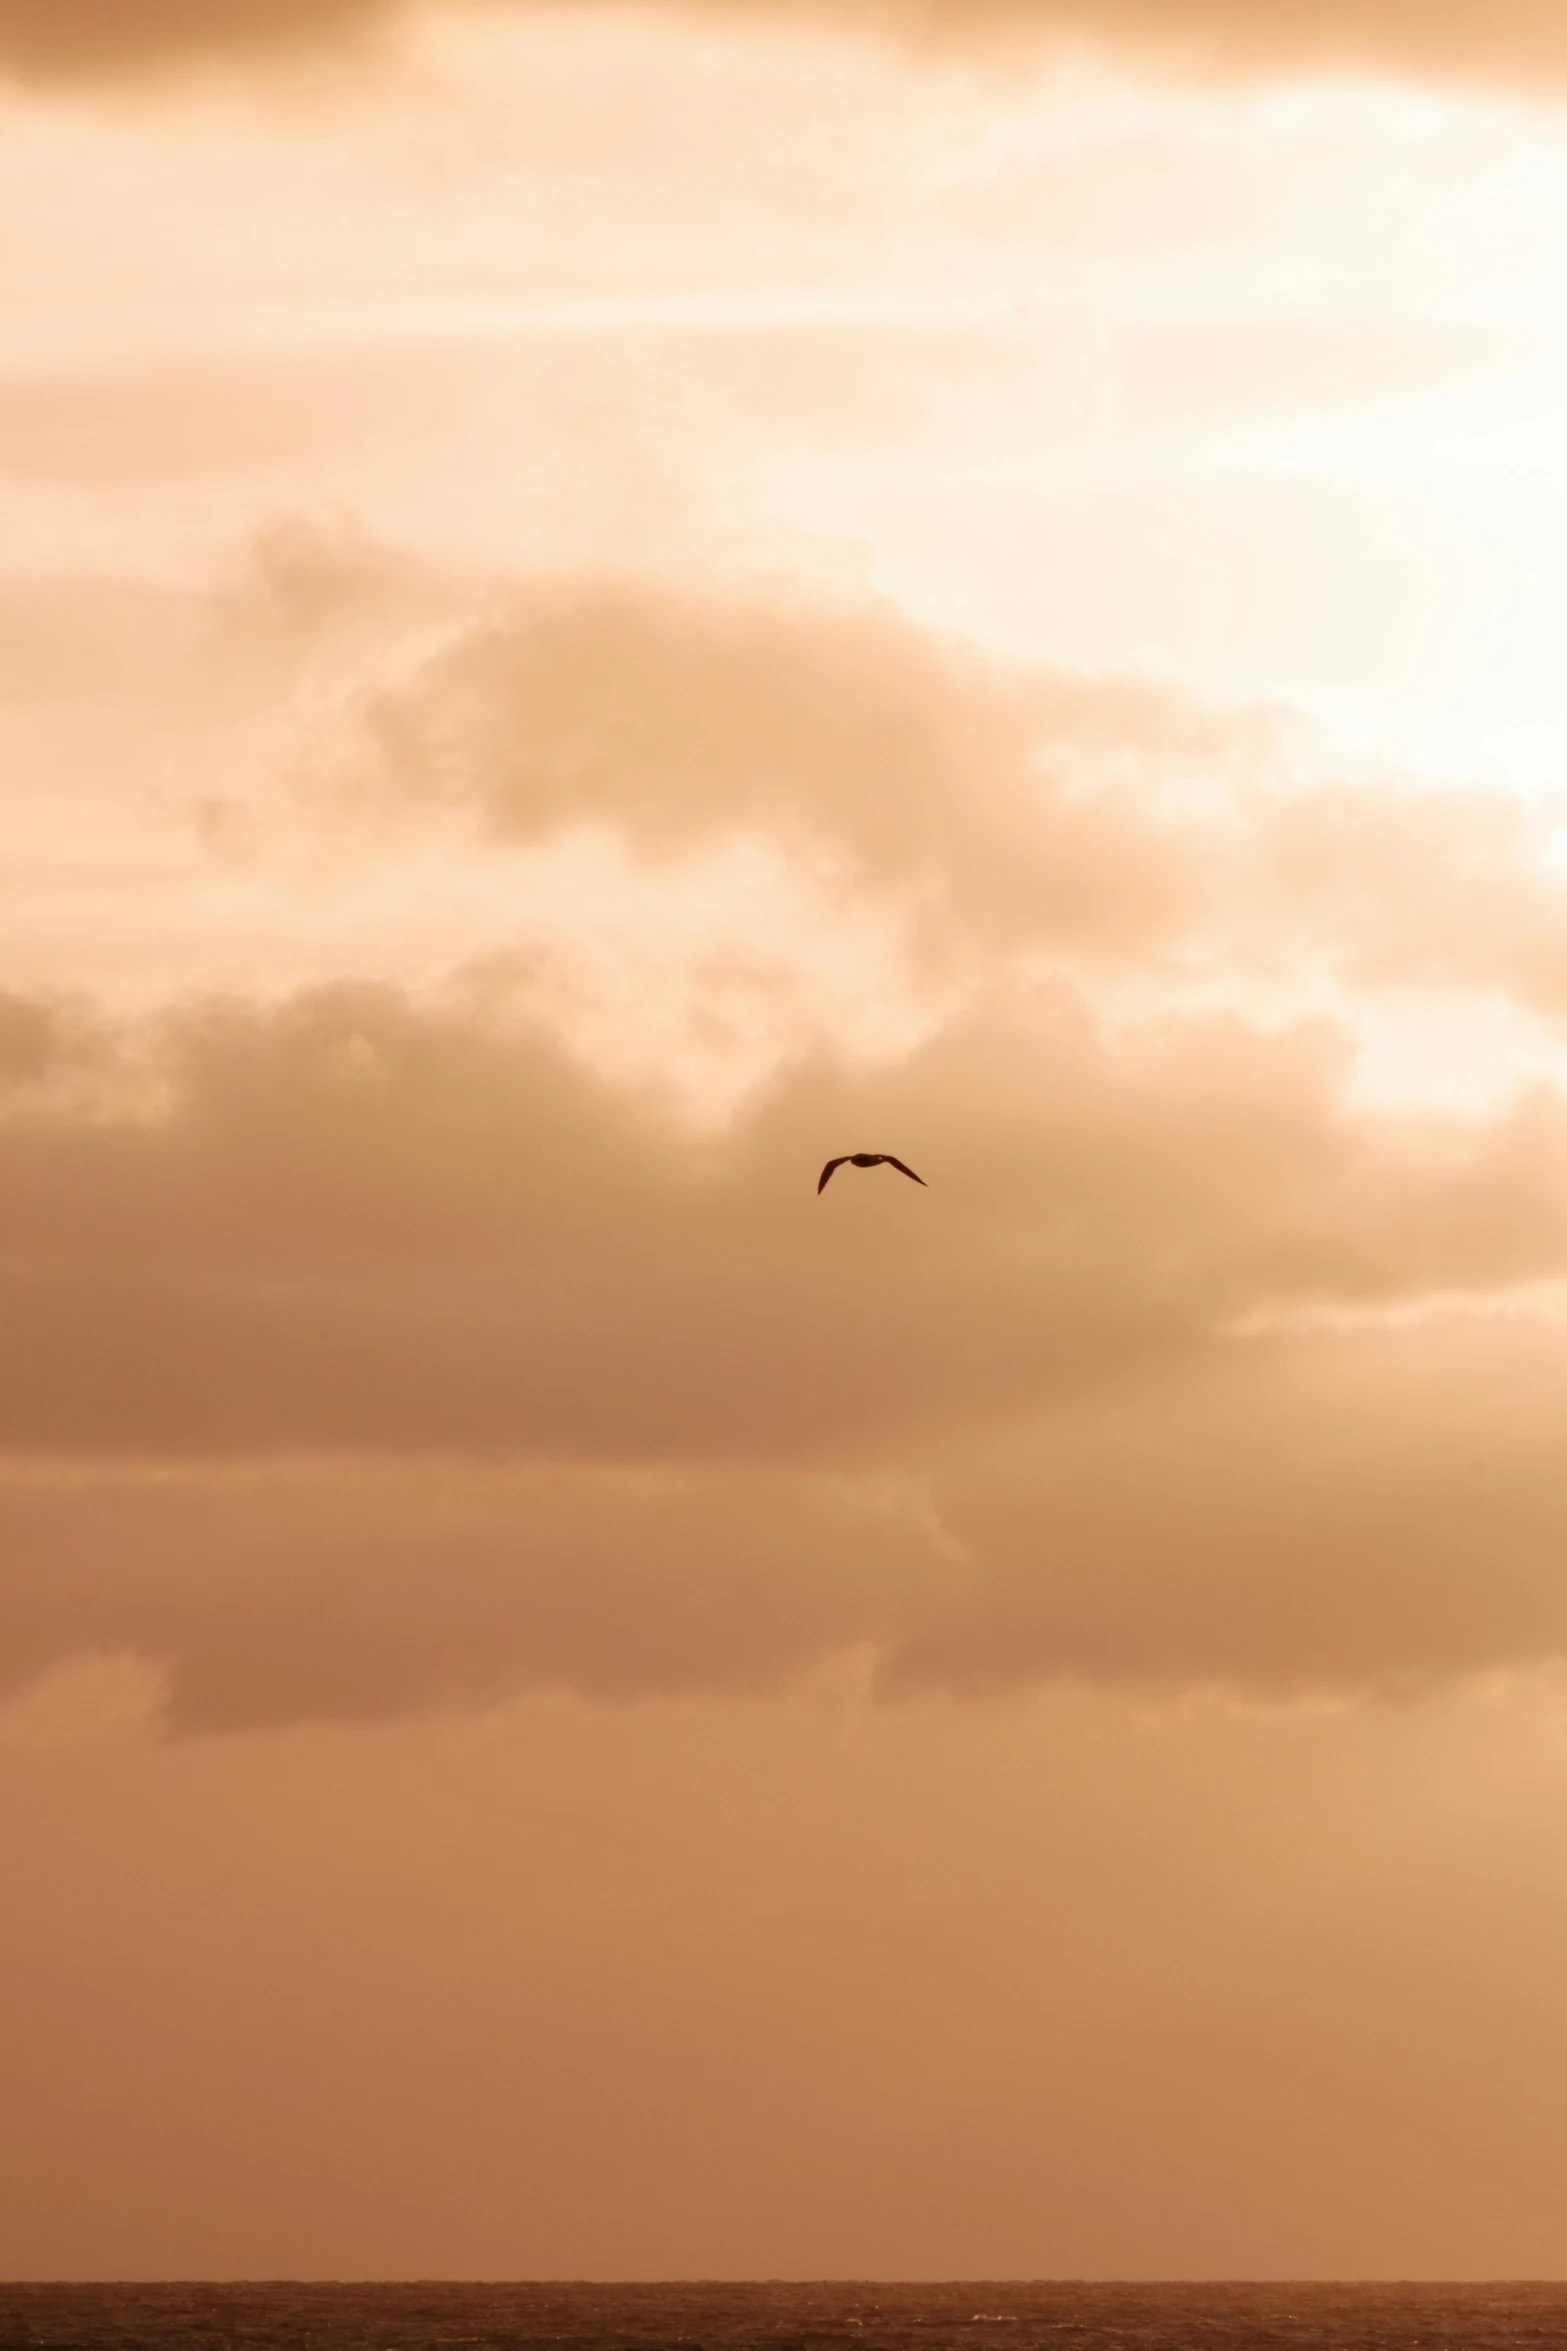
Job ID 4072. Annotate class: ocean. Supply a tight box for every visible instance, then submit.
[0,2283,1564,2351]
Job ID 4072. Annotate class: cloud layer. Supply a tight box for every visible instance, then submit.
[7,0,1567,86]
[355,582,1222,963]
[4,971,1565,1460]
[354,577,1567,1038]
[5,946,1567,1723]
[9,1306,1567,1730]
[0,0,392,77]
[7,552,1567,1729]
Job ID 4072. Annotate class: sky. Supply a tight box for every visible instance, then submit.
[10,0,1567,2285]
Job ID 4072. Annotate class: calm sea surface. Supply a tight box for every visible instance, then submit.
[1,2284,1565,2351]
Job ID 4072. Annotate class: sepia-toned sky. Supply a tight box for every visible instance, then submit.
[10,0,1567,2283]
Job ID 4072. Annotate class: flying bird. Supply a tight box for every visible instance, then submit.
[817,1152,927,1194]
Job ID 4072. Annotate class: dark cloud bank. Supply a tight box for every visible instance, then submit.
[4,966,1567,1729]
[0,975,1562,1458]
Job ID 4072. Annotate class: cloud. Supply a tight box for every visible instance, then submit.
[2,975,1566,1463]
[914,0,1567,86]
[2,907,1566,1720]
[349,577,1257,962]
[898,1308,1567,1696]
[0,990,77,1082]
[8,1304,1567,1729]
[0,1462,944,1730]
[12,561,1567,1726]
[1257,785,1567,1028]
[350,577,1567,1048]
[7,0,1567,90]
[0,0,394,79]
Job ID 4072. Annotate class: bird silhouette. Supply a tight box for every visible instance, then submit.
[817,1152,927,1194]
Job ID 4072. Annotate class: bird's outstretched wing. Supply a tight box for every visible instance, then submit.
[817,1156,853,1193]
[883,1155,927,1186]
